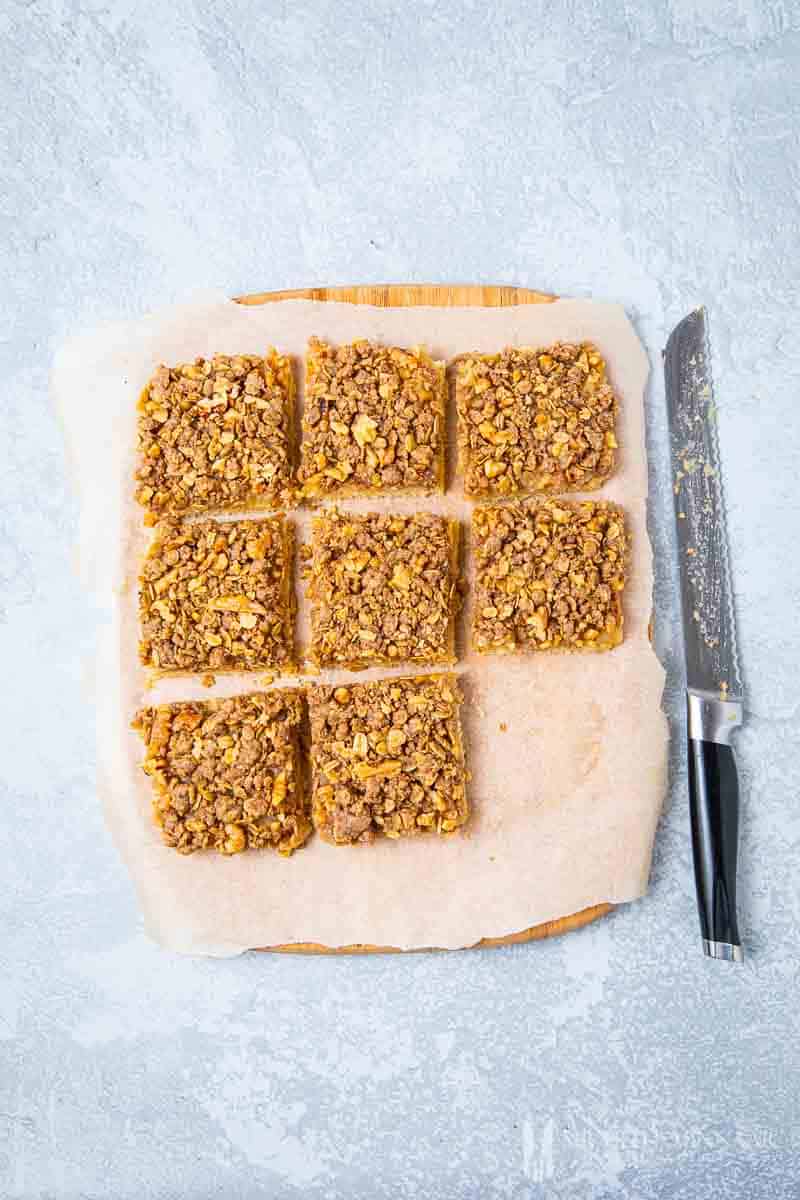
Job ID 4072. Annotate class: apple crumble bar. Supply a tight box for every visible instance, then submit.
[132,690,310,855]
[298,338,446,498]
[135,351,295,521]
[455,342,619,497]
[308,510,459,668]
[307,674,469,844]
[139,516,294,673]
[472,499,628,653]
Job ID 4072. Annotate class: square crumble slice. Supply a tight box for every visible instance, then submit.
[139,516,294,673]
[298,338,446,498]
[307,674,469,844]
[132,690,310,855]
[455,342,619,498]
[135,350,295,520]
[472,499,628,653]
[308,510,459,668]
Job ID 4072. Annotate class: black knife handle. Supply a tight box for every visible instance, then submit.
[688,736,742,961]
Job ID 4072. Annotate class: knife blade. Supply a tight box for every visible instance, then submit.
[664,308,744,962]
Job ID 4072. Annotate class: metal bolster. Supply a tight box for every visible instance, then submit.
[687,690,743,745]
[703,939,744,963]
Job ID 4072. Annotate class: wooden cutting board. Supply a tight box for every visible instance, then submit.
[237,282,612,953]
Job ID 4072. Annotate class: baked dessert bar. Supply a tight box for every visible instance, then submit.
[132,690,310,855]
[139,516,294,673]
[298,338,445,498]
[135,351,295,520]
[307,674,469,844]
[455,342,618,497]
[308,510,459,668]
[472,499,628,653]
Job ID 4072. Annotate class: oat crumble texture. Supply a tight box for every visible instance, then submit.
[455,342,618,497]
[472,499,627,653]
[308,510,459,668]
[298,338,446,497]
[139,516,294,673]
[135,351,295,519]
[307,674,469,844]
[132,691,310,855]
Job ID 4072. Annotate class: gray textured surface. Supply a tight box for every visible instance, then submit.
[2,1,800,1197]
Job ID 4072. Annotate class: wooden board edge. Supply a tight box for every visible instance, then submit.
[239,281,611,954]
[255,904,613,955]
[235,282,556,308]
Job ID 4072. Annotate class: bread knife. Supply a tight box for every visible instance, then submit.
[664,308,744,962]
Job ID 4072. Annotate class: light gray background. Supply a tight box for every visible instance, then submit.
[2,1,799,1197]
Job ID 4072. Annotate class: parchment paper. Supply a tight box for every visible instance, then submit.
[54,294,668,956]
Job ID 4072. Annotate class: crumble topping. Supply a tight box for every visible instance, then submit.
[135,351,295,520]
[139,516,294,673]
[307,674,469,844]
[456,342,618,497]
[308,510,459,668]
[472,499,628,652]
[298,338,445,498]
[132,690,310,855]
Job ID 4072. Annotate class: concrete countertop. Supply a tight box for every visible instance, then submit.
[2,2,798,1197]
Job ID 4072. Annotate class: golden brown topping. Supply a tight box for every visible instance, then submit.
[139,516,294,673]
[455,342,619,497]
[308,510,459,668]
[471,499,628,653]
[298,338,445,498]
[307,674,469,845]
[131,691,310,855]
[135,351,295,521]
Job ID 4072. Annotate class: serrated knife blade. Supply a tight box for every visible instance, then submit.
[664,308,744,962]
[664,308,743,703]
